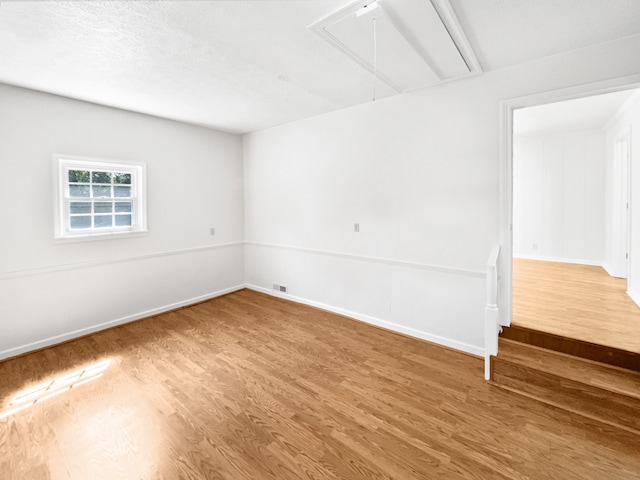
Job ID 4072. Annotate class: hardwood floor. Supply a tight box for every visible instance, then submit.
[512,258,640,353]
[1,289,639,479]
[492,335,640,434]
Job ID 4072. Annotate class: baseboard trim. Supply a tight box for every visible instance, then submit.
[0,285,245,361]
[513,254,603,267]
[628,286,640,309]
[602,262,616,277]
[245,241,485,278]
[244,284,484,357]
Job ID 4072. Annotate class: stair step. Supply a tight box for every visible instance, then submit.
[500,325,640,371]
[498,338,640,399]
[492,339,640,435]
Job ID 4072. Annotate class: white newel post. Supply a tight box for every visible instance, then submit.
[484,244,500,380]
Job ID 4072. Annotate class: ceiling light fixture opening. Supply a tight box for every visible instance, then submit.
[355,1,379,18]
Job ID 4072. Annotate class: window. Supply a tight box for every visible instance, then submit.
[54,155,147,240]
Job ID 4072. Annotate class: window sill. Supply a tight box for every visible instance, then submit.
[53,230,148,244]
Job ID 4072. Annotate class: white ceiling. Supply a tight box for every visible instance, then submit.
[451,0,640,71]
[514,89,640,137]
[0,0,639,134]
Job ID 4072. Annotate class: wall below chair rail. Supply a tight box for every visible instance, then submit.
[245,243,486,356]
[0,245,244,359]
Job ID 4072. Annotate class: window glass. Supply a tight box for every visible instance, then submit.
[114,186,131,198]
[70,202,91,214]
[94,202,113,213]
[70,216,91,229]
[92,171,112,184]
[92,185,112,198]
[94,216,113,228]
[114,173,131,184]
[69,170,90,183]
[115,202,132,213]
[70,185,90,197]
[115,215,132,227]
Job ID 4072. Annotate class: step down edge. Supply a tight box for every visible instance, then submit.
[489,379,640,438]
[500,325,640,371]
[492,357,640,434]
[496,338,640,400]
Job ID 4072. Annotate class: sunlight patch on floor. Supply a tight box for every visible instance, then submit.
[0,359,111,419]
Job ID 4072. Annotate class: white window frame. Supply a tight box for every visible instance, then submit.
[53,154,147,242]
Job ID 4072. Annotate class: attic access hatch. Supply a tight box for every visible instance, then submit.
[308,0,481,94]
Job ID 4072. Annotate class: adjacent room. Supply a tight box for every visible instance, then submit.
[1,1,640,479]
[512,89,640,352]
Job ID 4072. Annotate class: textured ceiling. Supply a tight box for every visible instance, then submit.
[0,1,366,133]
[0,1,639,134]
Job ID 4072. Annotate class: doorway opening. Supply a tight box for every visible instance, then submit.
[500,79,640,354]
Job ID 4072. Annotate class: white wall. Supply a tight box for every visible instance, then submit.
[244,34,640,356]
[513,131,605,264]
[604,95,640,306]
[0,84,245,359]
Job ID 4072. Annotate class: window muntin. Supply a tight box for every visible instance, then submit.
[67,168,133,230]
[54,156,146,240]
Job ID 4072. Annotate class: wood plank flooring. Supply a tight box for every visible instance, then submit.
[1,289,639,479]
[512,258,640,353]
[492,336,640,435]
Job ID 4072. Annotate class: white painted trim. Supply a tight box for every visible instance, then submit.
[500,74,640,328]
[307,0,481,94]
[52,153,148,241]
[499,100,513,327]
[484,308,499,380]
[307,0,402,93]
[0,242,244,280]
[602,262,616,278]
[245,241,485,278]
[3,242,482,280]
[431,0,482,74]
[486,244,500,309]
[0,285,245,361]
[609,128,633,279]
[513,254,603,267]
[484,243,500,380]
[628,287,640,309]
[503,75,640,111]
[245,284,484,357]
[604,89,640,131]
